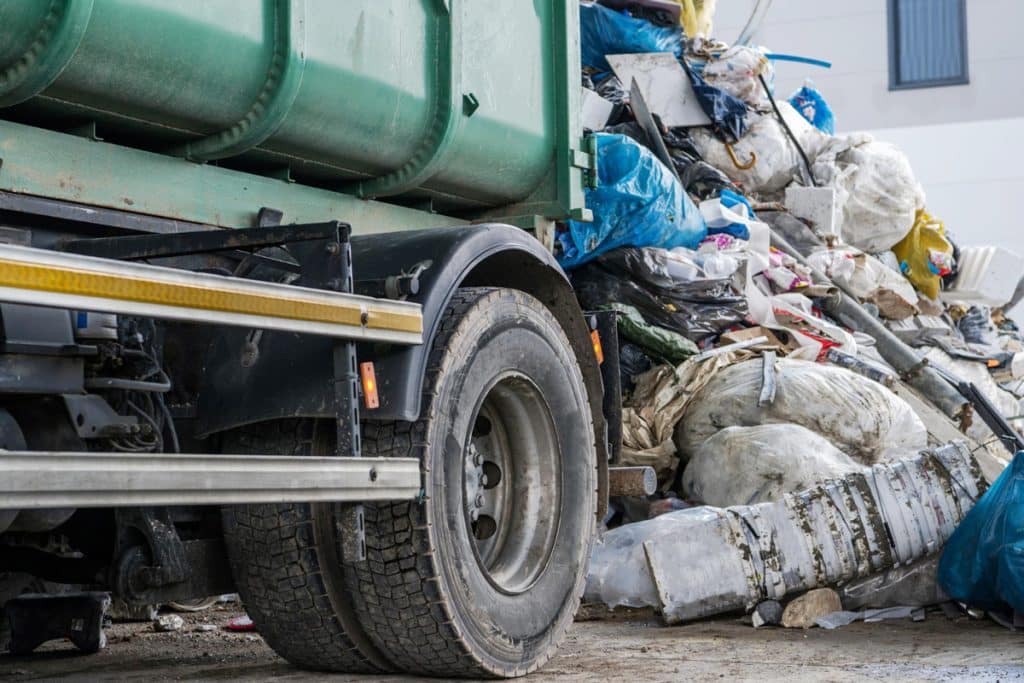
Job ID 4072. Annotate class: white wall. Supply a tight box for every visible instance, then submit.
[714,0,1024,131]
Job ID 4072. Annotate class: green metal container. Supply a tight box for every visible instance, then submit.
[0,0,589,232]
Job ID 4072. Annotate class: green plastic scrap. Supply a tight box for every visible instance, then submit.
[604,303,698,364]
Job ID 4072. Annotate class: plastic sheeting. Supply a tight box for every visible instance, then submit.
[839,556,948,610]
[675,357,928,463]
[558,133,706,269]
[939,451,1024,614]
[580,2,683,73]
[682,424,862,506]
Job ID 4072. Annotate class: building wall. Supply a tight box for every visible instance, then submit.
[713,0,1024,131]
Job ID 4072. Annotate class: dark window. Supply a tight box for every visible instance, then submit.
[888,0,968,89]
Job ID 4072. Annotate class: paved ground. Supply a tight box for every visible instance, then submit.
[1,605,1021,682]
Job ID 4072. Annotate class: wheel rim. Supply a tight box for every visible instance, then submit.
[463,372,561,595]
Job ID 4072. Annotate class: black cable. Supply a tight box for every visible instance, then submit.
[758,73,818,187]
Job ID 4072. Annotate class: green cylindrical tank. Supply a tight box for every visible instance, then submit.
[0,0,586,220]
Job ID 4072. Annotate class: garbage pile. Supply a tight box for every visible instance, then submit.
[567,1,1024,629]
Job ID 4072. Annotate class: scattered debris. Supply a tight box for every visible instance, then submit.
[225,615,256,632]
[751,600,783,628]
[152,614,184,633]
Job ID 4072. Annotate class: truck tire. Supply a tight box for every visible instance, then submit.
[349,287,598,677]
[220,420,391,674]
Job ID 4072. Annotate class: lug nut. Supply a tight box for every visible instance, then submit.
[475,494,484,508]
[470,508,479,522]
[479,474,488,487]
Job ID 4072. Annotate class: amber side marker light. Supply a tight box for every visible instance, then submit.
[591,329,604,365]
[360,361,380,409]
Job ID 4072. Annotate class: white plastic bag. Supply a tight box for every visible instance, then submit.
[701,45,773,108]
[811,134,925,253]
[676,357,928,462]
[682,424,862,506]
[692,103,828,196]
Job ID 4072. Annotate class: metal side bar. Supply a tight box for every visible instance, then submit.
[0,243,422,344]
[0,452,421,509]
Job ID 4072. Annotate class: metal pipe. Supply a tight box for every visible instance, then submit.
[768,230,970,423]
[608,466,657,497]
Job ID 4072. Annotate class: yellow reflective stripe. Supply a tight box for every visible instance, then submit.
[0,258,422,334]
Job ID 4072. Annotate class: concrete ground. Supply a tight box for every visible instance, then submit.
[1,605,1021,682]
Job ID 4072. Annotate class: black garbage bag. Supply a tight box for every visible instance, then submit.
[662,126,741,200]
[958,306,998,347]
[663,127,701,160]
[594,73,628,105]
[571,251,748,342]
[619,342,653,393]
[603,120,645,144]
[680,160,739,200]
[679,58,748,143]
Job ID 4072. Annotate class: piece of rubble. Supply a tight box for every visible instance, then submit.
[194,624,218,633]
[152,614,184,633]
[751,600,783,628]
[781,589,842,629]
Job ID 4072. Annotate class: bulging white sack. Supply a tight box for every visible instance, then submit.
[675,357,928,462]
[682,424,862,506]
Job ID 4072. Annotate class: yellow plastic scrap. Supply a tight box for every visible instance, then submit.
[676,0,716,37]
[891,210,954,301]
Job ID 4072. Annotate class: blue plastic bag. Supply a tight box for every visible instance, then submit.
[704,189,753,240]
[938,452,1024,614]
[557,133,706,269]
[679,58,748,143]
[580,3,682,73]
[789,84,835,135]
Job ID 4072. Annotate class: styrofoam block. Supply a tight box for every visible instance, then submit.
[942,246,1024,308]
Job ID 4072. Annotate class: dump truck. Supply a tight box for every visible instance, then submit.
[0,1,628,677]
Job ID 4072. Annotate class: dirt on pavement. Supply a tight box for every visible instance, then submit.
[1,604,1021,682]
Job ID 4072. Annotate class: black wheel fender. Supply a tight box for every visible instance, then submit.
[196,224,608,517]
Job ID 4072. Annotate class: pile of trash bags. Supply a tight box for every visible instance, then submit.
[567,0,1024,631]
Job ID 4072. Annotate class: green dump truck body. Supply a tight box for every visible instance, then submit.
[0,0,589,234]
